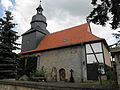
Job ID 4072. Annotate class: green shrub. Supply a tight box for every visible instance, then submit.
[30,69,46,77]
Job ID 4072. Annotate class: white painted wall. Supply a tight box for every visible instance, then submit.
[87,54,104,63]
[86,42,104,63]
[86,42,102,53]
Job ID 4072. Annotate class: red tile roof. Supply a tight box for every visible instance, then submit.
[20,23,103,54]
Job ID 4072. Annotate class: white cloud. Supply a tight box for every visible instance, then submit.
[47,11,86,33]
[12,0,89,35]
[12,0,36,35]
[2,0,119,53]
[1,0,13,10]
[91,24,117,45]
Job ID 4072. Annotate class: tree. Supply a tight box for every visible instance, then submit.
[0,11,20,79]
[87,0,120,30]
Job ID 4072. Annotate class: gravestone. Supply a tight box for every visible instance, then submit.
[69,69,74,82]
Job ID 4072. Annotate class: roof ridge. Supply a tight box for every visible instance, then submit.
[47,23,88,36]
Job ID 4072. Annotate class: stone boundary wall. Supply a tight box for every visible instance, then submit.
[0,80,118,90]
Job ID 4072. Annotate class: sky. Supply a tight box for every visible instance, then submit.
[0,0,119,53]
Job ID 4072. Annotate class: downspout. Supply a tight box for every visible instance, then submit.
[80,43,84,82]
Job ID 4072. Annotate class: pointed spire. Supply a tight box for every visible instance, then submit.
[36,0,43,14]
[40,0,42,4]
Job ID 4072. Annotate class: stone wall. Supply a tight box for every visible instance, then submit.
[102,42,111,66]
[111,47,120,87]
[115,52,120,86]
[0,80,118,90]
[36,46,87,82]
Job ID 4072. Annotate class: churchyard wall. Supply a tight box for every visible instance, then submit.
[0,80,118,90]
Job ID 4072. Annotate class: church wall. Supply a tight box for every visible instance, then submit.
[85,42,111,66]
[85,42,112,80]
[102,43,111,66]
[36,45,87,82]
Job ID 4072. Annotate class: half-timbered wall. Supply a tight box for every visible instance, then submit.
[85,42,104,64]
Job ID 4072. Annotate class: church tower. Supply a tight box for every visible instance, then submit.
[21,1,49,52]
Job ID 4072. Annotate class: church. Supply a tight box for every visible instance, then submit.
[20,2,111,82]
